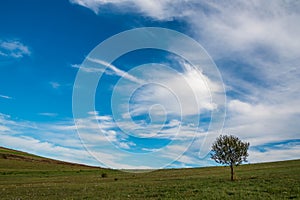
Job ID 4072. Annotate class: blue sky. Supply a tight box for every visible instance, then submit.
[0,0,300,169]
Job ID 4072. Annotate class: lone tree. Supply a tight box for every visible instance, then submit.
[211,135,250,181]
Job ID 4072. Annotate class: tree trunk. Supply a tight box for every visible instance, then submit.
[230,163,234,181]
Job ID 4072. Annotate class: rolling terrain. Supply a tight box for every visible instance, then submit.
[0,146,299,199]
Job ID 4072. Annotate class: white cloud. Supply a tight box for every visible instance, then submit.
[0,125,11,132]
[249,144,300,164]
[38,113,58,117]
[225,99,300,147]
[69,0,180,20]
[49,81,61,89]
[0,94,13,99]
[71,63,105,73]
[87,57,144,84]
[192,1,300,60]
[0,40,31,58]
[70,0,300,59]
[110,60,218,120]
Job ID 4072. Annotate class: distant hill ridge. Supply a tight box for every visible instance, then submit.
[0,146,99,169]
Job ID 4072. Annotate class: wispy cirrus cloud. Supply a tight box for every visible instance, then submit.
[71,63,105,73]
[38,113,58,117]
[0,94,13,99]
[87,57,144,84]
[69,0,187,20]
[49,81,61,89]
[70,0,300,165]
[123,61,218,117]
[0,40,31,58]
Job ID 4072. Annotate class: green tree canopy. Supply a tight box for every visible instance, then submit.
[211,135,250,181]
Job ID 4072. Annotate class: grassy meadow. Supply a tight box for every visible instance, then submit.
[0,147,299,199]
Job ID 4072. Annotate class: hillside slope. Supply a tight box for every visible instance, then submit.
[0,146,299,199]
[0,146,98,170]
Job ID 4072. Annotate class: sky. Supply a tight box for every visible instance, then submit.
[0,0,300,169]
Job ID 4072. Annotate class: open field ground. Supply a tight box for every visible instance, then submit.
[0,147,299,199]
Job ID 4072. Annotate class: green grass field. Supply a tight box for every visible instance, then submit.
[0,146,299,199]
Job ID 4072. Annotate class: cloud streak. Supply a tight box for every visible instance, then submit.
[0,94,13,99]
[38,113,58,117]
[49,82,61,89]
[87,57,145,84]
